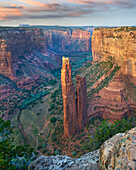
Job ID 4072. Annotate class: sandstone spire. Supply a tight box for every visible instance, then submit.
[61,56,78,136]
[76,76,87,129]
[61,57,88,136]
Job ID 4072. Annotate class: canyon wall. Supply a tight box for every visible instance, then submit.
[0,28,47,79]
[61,57,87,136]
[0,28,46,57]
[45,29,91,52]
[92,27,136,77]
[0,27,92,80]
[0,39,14,79]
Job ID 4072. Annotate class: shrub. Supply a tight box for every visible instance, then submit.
[72,151,77,156]
[50,117,57,123]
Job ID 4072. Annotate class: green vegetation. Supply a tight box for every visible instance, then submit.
[18,90,48,110]
[82,116,136,152]
[50,117,57,123]
[115,26,136,32]
[0,114,33,169]
[72,151,77,156]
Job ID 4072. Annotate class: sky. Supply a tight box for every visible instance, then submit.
[0,0,136,26]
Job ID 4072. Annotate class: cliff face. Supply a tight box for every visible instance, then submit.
[92,27,136,77]
[0,39,14,79]
[45,29,91,52]
[0,28,46,57]
[0,28,48,79]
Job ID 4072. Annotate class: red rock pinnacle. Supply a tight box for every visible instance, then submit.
[61,56,78,136]
[61,57,87,136]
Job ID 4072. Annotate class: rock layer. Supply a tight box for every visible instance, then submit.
[92,27,136,77]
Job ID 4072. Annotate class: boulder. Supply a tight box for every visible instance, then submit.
[99,127,136,170]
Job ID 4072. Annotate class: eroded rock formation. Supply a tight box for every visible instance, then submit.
[61,57,87,136]
[76,76,87,129]
[92,27,136,77]
[61,57,78,136]
[45,29,91,52]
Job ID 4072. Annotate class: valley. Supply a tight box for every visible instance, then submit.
[0,26,136,160]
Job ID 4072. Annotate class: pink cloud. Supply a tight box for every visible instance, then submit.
[0,6,22,20]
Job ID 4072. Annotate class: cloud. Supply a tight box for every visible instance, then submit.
[0,5,23,20]
[0,0,136,22]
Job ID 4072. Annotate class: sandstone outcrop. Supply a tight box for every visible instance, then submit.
[28,149,100,170]
[99,127,136,170]
[61,57,78,136]
[92,27,136,77]
[45,29,91,52]
[76,76,88,129]
[61,57,87,136]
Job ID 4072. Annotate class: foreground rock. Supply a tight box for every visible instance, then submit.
[99,127,136,170]
[28,149,99,170]
[29,127,136,170]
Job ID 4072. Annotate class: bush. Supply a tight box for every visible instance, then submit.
[48,104,55,111]
[50,117,57,123]
[83,116,136,151]
[72,151,77,156]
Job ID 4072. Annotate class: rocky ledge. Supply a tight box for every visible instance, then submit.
[28,149,99,170]
[29,127,136,170]
[99,127,136,170]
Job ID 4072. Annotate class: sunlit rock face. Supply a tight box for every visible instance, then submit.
[61,57,78,136]
[61,57,88,136]
[45,29,91,52]
[76,76,88,129]
[92,27,136,77]
[99,127,136,170]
